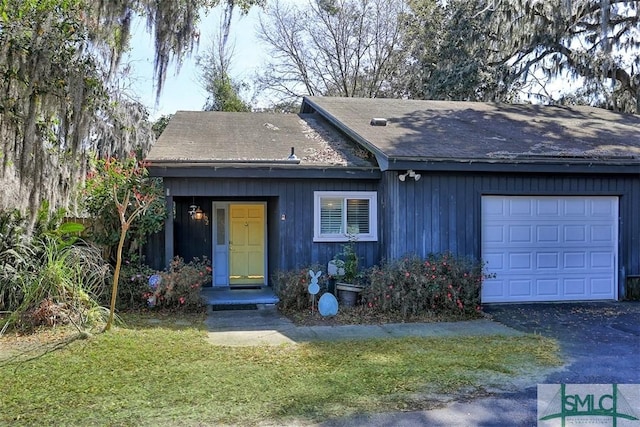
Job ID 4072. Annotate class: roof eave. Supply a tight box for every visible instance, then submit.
[385,157,640,174]
[148,163,381,179]
[145,158,301,165]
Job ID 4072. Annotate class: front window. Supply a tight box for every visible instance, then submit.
[314,191,377,242]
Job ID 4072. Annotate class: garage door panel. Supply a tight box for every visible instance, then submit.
[509,280,533,297]
[482,196,617,303]
[537,253,559,269]
[537,279,560,296]
[509,199,533,215]
[591,224,615,242]
[537,225,560,242]
[564,278,587,295]
[484,197,506,215]
[591,278,615,295]
[508,252,533,270]
[484,252,505,269]
[564,199,587,215]
[509,225,533,242]
[564,252,586,269]
[591,252,614,269]
[484,224,506,243]
[591,198,615,215]
[537,199,560,215]
[564,225,587,243]
[482,279,506,299]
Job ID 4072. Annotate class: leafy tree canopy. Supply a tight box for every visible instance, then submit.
[485,0,640,112]
[152,114,174,139]
[0,0,263,223]
[196,11,252,112]
[400,0,513,101]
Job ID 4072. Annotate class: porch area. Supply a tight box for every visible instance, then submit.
[201,286,279,307]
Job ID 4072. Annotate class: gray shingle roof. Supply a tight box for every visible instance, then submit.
[302,96,640,163]
[147,111,374,168]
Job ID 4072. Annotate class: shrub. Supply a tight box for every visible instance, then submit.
[150,257,211,311]
[361,253,489,320]
[272,265,328,312]
[82,156,166,264]
[115,261,158,310]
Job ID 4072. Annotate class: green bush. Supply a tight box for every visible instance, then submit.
[150,257,211,311]
[361,253,489,320]
[82,156,166,264]
[116,262,158,310]
[272,265,328,312]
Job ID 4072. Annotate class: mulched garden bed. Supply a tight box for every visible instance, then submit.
[280,305,485,327]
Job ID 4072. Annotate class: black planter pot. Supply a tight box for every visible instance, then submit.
[336,283,363,307]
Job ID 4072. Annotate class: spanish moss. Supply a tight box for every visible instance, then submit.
[0,0,251,226]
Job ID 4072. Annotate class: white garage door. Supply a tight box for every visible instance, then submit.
[481,196,618,303]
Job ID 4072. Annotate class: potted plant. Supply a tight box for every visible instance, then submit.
[333,238,364,307]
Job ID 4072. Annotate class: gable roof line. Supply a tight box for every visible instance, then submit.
[303,96,640,169]
[301,97,390,170]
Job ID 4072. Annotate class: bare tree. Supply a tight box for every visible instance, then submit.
[255,0,408,104]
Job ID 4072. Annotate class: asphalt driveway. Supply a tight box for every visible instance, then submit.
[323,301,640,427]
[484,301,640,385]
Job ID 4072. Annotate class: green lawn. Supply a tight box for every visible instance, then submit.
[0,313,560,426]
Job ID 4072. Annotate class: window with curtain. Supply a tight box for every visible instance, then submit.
[314,191,377,242]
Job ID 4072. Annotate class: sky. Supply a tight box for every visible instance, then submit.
[126,4,269,120]
[122,1,604,121]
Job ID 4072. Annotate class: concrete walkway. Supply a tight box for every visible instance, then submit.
[204,304,524,346]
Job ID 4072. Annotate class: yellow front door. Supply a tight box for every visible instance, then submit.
[229,204,265,286]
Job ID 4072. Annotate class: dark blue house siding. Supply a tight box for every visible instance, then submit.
[381,170,640,287]
[160,177,381,279]
[148,170,640,298]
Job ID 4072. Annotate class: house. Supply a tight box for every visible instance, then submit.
[146,97,640,303]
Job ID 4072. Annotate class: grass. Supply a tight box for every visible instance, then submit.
[0,313,561,426]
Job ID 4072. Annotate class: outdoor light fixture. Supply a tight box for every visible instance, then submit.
[188,204,209,225]
[398,170,421,182]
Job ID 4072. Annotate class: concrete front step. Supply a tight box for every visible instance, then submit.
[200,286,279,306]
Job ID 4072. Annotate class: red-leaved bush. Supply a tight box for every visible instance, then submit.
[361,253,491,319]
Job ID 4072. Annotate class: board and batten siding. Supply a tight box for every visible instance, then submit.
[160,177,381,277]
[381,171,640,296]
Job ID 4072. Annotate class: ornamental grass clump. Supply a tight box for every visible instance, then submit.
[362,253,489,320]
